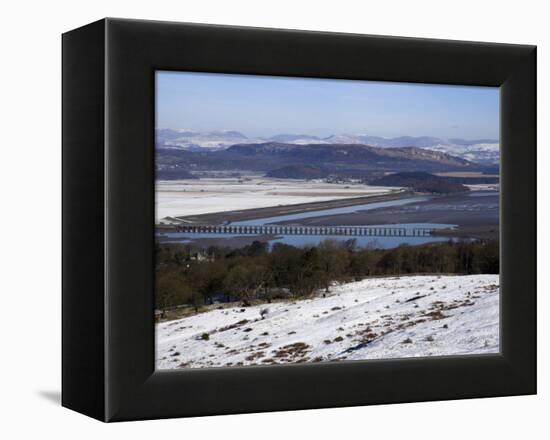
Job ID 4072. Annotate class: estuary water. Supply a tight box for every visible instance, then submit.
[157,191,498,249]
[231,196,432,226]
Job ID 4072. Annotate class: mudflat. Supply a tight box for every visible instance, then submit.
[174,190,413,225]
[275,192,499,240]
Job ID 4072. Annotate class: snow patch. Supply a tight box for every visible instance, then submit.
[156,274,499,369]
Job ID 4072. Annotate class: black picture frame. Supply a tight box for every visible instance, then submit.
[62,18,536,422]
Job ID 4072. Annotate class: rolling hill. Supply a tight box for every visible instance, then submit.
[156,141,497,178]
[156,129,500,164]
[369,171,469,193]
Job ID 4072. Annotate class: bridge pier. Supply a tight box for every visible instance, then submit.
[169,224,436,239]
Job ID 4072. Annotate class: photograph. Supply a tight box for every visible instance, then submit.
[154,71,500,369]
[0,0,542,432]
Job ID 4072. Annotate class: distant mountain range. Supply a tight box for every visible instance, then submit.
[156,141,499,180]
[156,129,500,165]
[156,129,261,151]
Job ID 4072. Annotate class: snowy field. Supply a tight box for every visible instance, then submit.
[156,177,399,221]
[156,274,499,369]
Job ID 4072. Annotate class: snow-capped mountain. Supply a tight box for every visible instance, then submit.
[426,142,500,165]
[267,134,325,144]
[321,135,499,163]
[156,129,263,150]
[156,129,499,164]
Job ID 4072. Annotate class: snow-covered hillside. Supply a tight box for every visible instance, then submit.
[156,274,499,369]
[427,143,500,165]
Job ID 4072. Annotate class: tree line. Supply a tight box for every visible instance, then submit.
[155,238,499,313]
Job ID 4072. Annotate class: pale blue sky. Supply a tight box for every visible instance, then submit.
[156,71,499,140]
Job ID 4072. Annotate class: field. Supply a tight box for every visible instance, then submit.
[156,274,499,369]
[156,177,399,221]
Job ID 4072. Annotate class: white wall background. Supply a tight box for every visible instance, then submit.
[1,0,546,437]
